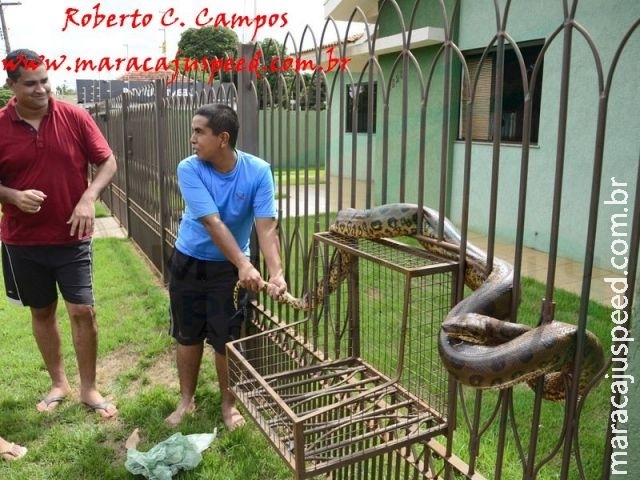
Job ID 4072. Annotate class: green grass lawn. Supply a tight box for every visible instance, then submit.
[274,167,325,187]
[0,238,292,480]
[0,234,611,479]
[449,277,611,479]
[95,201,110,218]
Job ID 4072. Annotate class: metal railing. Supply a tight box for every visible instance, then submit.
[90,1,639,478]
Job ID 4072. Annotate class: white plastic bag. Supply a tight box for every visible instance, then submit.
[125,429,217,480]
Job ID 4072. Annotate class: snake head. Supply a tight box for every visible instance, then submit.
[441,317,487,344]
[442,314,532,346]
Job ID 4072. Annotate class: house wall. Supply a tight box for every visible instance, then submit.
[258,110,326,169]
[324,0,637,270]
[325,0,455,207]
[375,47,449,206]
[325,74,377,196]
[450,0,639,271]
[377,0,448,36]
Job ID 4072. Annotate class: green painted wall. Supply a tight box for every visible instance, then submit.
[325,73,378,195]
[450,0,639,271]
[325,0,638,270]
[377,0,448,37]
[258,109,326,169]
[325,0,455,206]
[375,47,449,206]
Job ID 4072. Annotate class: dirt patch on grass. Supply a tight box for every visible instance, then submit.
[95,345,178,398]
[96,347,139,388]
[135,348,179,391]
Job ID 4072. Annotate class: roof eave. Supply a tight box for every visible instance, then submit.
[324,0,378,23]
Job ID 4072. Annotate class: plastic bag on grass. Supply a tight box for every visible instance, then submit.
[125,429,217,480]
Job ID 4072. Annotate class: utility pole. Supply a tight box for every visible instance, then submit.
[159,27,167,54]
[123,43,130,91]
[159,11,167,54]
[0,1,21,54]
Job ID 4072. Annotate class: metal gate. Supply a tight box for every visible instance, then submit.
[91,1,639,478]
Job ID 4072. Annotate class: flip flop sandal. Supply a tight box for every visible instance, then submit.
[1,443,27,461]
[37,395,66,412]
[83,401,118,419]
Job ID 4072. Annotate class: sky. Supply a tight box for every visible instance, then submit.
[2,0,359,87]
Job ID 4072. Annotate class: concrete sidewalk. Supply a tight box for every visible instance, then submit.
[467,230,613,305]
[93,216,127,239]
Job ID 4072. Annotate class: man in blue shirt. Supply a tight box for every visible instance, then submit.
[166,103,287,430]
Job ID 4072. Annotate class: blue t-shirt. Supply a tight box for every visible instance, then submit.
[174,150,276,261]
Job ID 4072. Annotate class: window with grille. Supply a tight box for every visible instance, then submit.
[458,42,543,144]
[346,82,377,133]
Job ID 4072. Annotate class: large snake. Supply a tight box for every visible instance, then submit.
[241,203,604,400]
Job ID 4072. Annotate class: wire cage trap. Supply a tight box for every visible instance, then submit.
[227,232,458,479]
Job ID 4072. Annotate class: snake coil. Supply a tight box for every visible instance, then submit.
[237,203,604,400]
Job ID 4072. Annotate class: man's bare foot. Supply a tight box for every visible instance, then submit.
[222,404,246,431]
[36,385,71,413]
[165,400,196,427]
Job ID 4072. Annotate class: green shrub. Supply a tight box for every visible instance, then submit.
[0,87,13,107]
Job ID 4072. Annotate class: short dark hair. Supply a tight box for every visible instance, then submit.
[3,49,42,82]
[194,103,239,148]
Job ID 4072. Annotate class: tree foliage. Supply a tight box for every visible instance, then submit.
[0,87,13,108]
[55,84,76,96]
[255,38,326,110]
[171,29,326,110]
[175,26,239,82]
[176,26,238,62]
[255,38,291,108]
